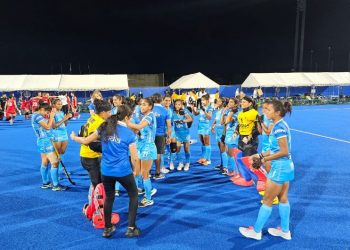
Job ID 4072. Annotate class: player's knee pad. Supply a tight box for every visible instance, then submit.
[170,142,177,153]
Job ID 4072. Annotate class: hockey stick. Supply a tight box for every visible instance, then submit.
[51,140,76,185]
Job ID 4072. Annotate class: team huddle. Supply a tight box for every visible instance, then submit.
[30,89,295,240]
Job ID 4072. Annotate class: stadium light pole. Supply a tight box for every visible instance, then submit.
[298,0,306,72]
[327,46,332,71]
[309,49,314,71]
[292,0,300,71]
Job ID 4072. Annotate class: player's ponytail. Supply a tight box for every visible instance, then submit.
[283,101,292,116]
[242,96,257,111]
[270,100,292,117]
[100,105,132,143]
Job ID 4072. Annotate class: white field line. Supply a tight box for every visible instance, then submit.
[295,107,350,111]
[291,128,350,144]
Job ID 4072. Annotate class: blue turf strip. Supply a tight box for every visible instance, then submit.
[0,105,350,249]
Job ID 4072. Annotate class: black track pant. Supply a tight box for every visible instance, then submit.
[102,174,138,228]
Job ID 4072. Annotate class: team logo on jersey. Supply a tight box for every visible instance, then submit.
[108,135,121,143]
[274,129,286,134]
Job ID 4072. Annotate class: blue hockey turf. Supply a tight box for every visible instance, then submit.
[0,104,349,250]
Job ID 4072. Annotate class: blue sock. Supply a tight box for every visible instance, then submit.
[40,165,49,184]
[204,146,210,160]
[201,146,205,158]
[166,144,170,157]
[207,145,211,161]
[135,175,143,189]
[170,153,176,164]
[143,178,153,200]
[115,181,120,191]
[279,202,291,232]
[177,152,182,164]
[254,204,272,233]
[50,167,59,186]
[160,154,164,168]
[185,152,190,164]
[229,156,237,173]
[221,152,228,168]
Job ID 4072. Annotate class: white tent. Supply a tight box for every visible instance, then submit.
[242,72,350,88]
[0,75,26,91]
[23,75,61,91]
[58,74,129,91]
[169,72,220,89]
[0,74,129,91]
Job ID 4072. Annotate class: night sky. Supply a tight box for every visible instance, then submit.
[0,0,349,84]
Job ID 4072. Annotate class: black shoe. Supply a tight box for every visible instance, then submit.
[125,227,141,238]
[103,225,116,238]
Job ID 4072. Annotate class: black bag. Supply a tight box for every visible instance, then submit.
[89,141,102,153]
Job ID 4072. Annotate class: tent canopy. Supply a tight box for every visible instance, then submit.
[242,72,350,88]
[0,74,129,91]
[59,75,128,91]
[169,72,219,89]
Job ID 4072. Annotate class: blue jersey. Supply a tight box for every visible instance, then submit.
[261,114,272,152]
[138,112,156,145]
[172,109,190,140]
[262,115,272,136]
[214,108,224,133]
[88,103,95,112]
[100,122,137,177]
[132,105,142,124]
[111,106,118,115]
[54,111,67,132]
[165,107,175,138]
[166,107,173,120]
[31,113,52,140]
[268,119,294,183]
[153,104,170,136]
[222,108,231,124]
[269,119,292,160]
[198,105,213,135]
[225,111,239,145]
[53,111,68,142]
[32,113,55,153]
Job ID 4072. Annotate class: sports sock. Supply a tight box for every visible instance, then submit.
[160,154,164,168]
[50,167,59,186]
[279,202,291,232]
[228,156,237,173]
[170,153,176,164]
[143,178,153,200]
[204,146,210,160]
[185,152,190,164]
[177,152,181,164]
[135,175,143,189]
[254,204,272,233]
[115,181,120,191]
[201,145,205,158]
[221,152,228,168]
[207,145,211,161]
[40,165,49,184]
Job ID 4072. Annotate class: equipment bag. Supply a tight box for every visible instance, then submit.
[92,183,120,229]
